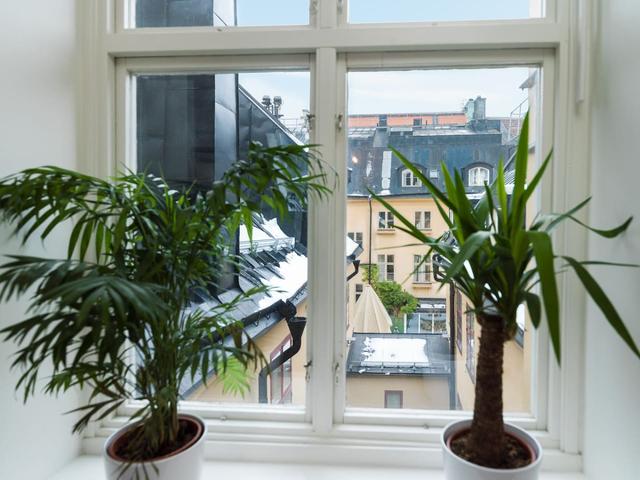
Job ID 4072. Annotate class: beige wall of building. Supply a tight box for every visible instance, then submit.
[346,196,449,326]
[346,375,449,410]
[188,301,308,405]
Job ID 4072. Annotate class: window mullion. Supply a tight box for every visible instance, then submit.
[308,47,342,432]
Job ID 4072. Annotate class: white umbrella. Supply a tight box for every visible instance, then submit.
[350,284,392,334]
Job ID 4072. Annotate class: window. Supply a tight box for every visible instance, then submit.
[355,283,364,302]
[401,169,422,187]
[413,118,422,126]
[413,254,431,283]
[270,337,293,404]
[348,0,544,23]
[377,254,394,281]
[468,166,491,186]
[377,211,394,230]
[384,390,403,409]
[106,0,577,463]
[133,0,309,28]
[348,231,363,246]
[466,305,476,383]
[414,211,431,230]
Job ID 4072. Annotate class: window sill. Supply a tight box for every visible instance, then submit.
[49,456,586,480]
[376,228,396,234]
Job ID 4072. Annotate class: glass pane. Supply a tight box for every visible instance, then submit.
[348,0,543,24]
[345,67,539,412]
[135,70,310,406]
[134,0,309,28]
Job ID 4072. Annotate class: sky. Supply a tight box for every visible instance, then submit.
[236,1,538,26]
[236,1,537,120]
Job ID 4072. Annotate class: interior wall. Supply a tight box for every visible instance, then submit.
[0,1,83,479]
[584,1,640,479]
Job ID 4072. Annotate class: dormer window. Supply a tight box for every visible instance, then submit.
[468,166,491,186]
[401,169,422,187]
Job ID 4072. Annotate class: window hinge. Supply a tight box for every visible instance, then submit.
[337,0,345,15]
[304,360,312,382]
[334,361,341,384]
[336,113,344,131]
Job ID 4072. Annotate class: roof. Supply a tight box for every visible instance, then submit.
[346,333,452,376]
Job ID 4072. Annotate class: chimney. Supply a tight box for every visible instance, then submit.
[262,95,272,112]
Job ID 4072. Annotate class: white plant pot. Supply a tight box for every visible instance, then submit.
[104,414,206,480]
[441,419,542,480]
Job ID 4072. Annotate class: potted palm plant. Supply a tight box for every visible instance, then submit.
[372,115,639,479]
[0,143,330,480]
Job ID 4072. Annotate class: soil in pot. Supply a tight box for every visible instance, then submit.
[448,429,534,469]
[108,417,204,463]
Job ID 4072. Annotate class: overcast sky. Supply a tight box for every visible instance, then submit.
[237,1,536,120]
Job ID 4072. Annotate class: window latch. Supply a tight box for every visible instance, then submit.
[304,360,312,382]
[334,361,341,384]
[336,114,344,131]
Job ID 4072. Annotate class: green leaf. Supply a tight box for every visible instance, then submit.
[563,256,640,359]
[440,231,491,284]
[528,231,560,362]
[524,292,541,328]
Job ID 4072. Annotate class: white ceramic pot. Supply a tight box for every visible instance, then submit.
[104,414,206,480]
[441,419,542,480]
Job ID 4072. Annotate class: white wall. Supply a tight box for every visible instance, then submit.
[0,1,83,479]
[584,1,640,479]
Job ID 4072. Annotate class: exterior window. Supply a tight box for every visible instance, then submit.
[466,305,476,383]
[378,211,395,230]
[414,211,431,230]
[348,231,364,246]
[384,390,403,409]
[270,337,293,405]
[429,168,439,179]
[468,166,491,186]
[377,254,395,281]
[413,255,432,283]
[401,169,422,187]
[378,114,388,127]
[413,118,422,126]
[355,283,363,302]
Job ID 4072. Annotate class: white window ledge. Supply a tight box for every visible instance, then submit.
[49,456,586,480]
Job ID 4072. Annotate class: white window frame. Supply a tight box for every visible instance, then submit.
[81,0,589,470]
[413,254,432,284]
[377,254,395,282]
[415,211,431,230]
[468,166,491,186]
[402,168,422,187]
[377,211,395,230]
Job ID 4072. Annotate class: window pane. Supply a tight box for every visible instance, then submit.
[346,67,540,412]
[134,0,309,28]
[136,70,310,406]
[348,0,543,24]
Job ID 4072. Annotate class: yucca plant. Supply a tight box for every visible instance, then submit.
[373,114,639,468]
[0,142,330,463]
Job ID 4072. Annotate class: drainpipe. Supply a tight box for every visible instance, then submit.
[368,194,372,282]
[258,300,306,404]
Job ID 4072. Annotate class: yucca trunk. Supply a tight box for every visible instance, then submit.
[467,313,506,468]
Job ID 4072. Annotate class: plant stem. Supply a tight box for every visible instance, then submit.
[467,313,506,468]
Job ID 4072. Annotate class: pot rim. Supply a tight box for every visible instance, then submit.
[104,413,206,465]
[441,419,543,473]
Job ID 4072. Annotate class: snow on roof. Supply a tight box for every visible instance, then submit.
[261,217,289,239]
[346,235,359,256]
[516,304,526,330]
[239,223,272,243]
[361,336,429,365]
[257,251,307,309]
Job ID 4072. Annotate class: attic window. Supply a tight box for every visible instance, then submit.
[468,166,491,186]
[402,169,422,187]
